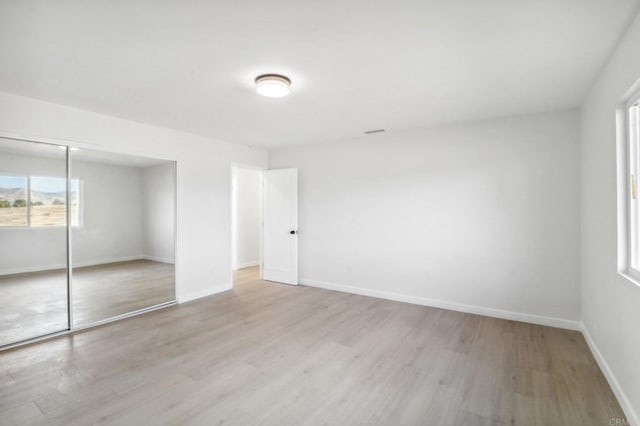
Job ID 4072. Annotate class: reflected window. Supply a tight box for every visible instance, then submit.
[0,175,28,226]
[30,177,81,227]
[0,175,81,227]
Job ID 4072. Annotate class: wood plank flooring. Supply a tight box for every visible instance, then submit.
[0,267,626,425]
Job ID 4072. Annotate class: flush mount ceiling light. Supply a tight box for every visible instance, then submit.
[255,74,291,98]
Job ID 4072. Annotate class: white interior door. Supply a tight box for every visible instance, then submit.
[263,168,298,285]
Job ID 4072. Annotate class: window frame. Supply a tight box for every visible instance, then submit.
[624,89,640,283]
[0,173,83,229]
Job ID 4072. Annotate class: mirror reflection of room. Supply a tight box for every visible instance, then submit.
[0,138,69,346]
[70,148,176,326]
[0,137,176,347]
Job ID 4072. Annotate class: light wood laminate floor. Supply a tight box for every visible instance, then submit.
[0,260,175,346]
[0,267,625,425]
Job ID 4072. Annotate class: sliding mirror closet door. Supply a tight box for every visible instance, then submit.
[0,138,69,346]
[70,149,175,327]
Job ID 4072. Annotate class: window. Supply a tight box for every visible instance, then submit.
[0,175,81,227]
[624,89,640,280]
[0,176,28,226]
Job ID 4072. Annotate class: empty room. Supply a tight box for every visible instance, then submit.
[0,1,639,425]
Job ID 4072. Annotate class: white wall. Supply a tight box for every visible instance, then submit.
[0,91,267,302]
[269,110,581,327]
[580,10,640,424]
[142,163,175,264]
[231,167,262,270]
[0,152,145,273]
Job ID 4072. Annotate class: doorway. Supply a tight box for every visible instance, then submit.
[231,165,263,287]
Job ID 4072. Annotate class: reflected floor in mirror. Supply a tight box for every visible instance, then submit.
[0,259,174,346]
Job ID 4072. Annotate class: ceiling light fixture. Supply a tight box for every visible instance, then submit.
[58,146,79,151]
[255,74,291,98]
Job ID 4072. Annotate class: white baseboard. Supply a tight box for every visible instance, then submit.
[142,255,175,265]
[178,282,232,303]
[233,260,260,270]
[581,323,638,426]
[0,255,146,275]
[74,256,149,268]
[300,278,582,331]
[0,263,67,275]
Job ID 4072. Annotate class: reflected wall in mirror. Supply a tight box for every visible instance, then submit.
[0,137,69,346]
[70,149,176,326]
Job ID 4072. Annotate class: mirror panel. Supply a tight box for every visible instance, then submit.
[0,137,69,346]
[70,148,175,326]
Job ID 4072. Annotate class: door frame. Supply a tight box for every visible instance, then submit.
[230,162,266,286]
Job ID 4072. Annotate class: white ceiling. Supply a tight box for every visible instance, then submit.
[0,0,637,148]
